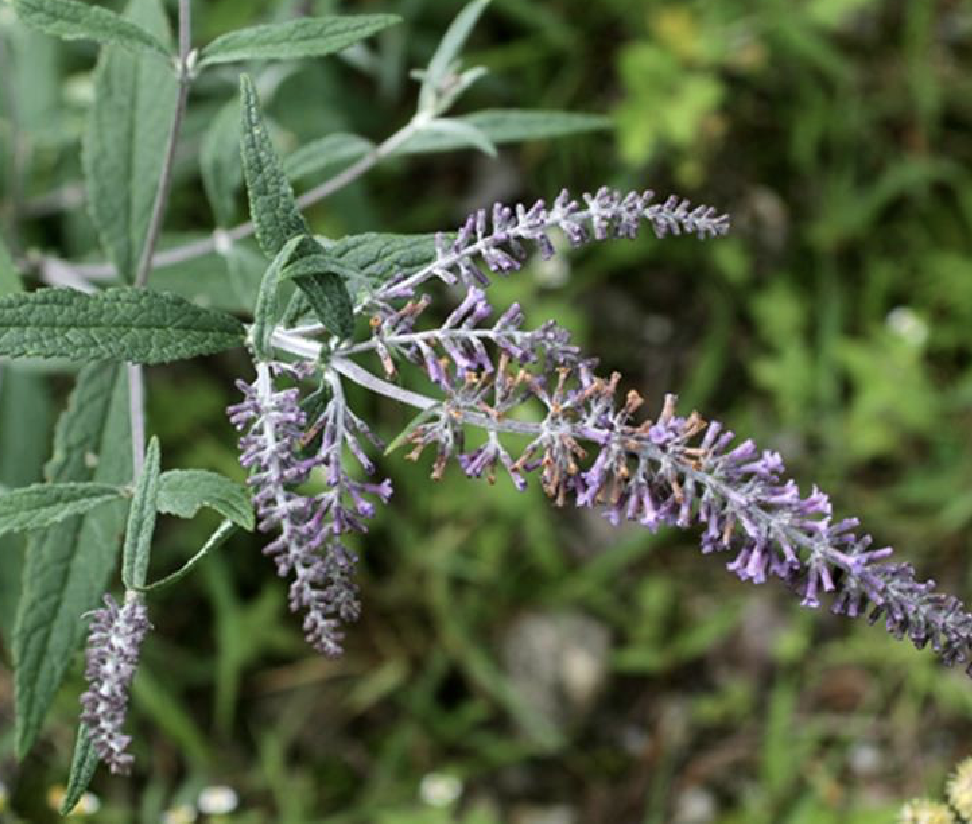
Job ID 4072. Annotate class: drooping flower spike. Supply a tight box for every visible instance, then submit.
[237,186,972,677]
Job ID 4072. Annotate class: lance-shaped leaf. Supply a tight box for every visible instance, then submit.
[284,234,440,323]
[157,470,254,531]
[410,117,497,157]
[240,74,354,338]
[83,0,177,282]
[138,519,236,594]
[60,725,100,816]
[199,15,401,67]
[398,109,611,154]
[122,437,160,590]
[284,133,374,181]
[0,366,51,640]
[0,483,123,537]
[0,288,245,363]
[14,363,131,758]
[418,0,491,114]
[278,255,357,340]
[291,267,355,340]
[251,236,305,361]
[239,74,310,257]
[201,98,242,227]
[13,0,171,57]
[0,235,21,296]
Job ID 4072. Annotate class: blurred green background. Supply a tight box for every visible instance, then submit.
[2,0,972,821]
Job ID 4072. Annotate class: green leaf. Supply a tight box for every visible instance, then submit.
[60,725,99,816]
[412,117,497,157]
[201,98,242,227]
[419,0,491,113]
[157,471,253,531]
[293,270,354,340]
[13,0,171,57]
[239,74,310,258]
[384,407,439,456]
[0,366,51,640]
[0,482,123,537]
[284,133,374,181]
[240,75,354,340]
[330,232,439,292]
[14,363,132,758]
[0,235,21,296]
[199,15,401,67]
[121,437,160,590]
[278,254,356,338]
[138,519,236,593]
[280,254,359,283]
[286,234,440,325]
[83,0,177,282]
[399,109,611,154]
[0,288,245,363]
[252,236,305,360]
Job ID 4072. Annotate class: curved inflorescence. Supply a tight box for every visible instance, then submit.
[79,593,151,774]
[247,185,972,676]
[372,187,731,302]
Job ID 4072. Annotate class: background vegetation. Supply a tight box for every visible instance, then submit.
[2,0,972,821]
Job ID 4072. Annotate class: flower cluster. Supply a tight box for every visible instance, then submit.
[79,593,151,774]
[389,348,972,674]
[372,187,730,301]
[228,361,391,656]
[251,185,972,677]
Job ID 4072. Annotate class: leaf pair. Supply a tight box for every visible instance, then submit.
[240,75,355,352]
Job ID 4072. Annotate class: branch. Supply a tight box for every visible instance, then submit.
[51,115,422,282]
[130,0,193,477]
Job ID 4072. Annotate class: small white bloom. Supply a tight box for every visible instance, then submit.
[886,306,928,347]
[198,785,239,815]
[419,772,462,807]
[161,803,198,824]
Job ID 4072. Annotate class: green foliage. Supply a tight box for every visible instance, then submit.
[238,74,311,257]
[289,263,355,339]
[0,482,123,537]
[252,235,306,360]
[399,109,611,154]
[239,74,354,339]
[418,0,491,114]
[138,519,236,593]
[0,366,51,642]
[121,436,161,590]
[14,363,131,758]
[13,0,171,58]
[285,133,374,181]
[3,0,971,820]
[0,288,246,362]
[82,0,177,283]
[0,236,21,295]
[200,98,243,227]
[198,15,402,67]
[157,470,254,531]
[327,233,439,295]
[60,725,99,816]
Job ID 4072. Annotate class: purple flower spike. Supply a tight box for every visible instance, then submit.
[229,362,392,656]
[80,593,151,775]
